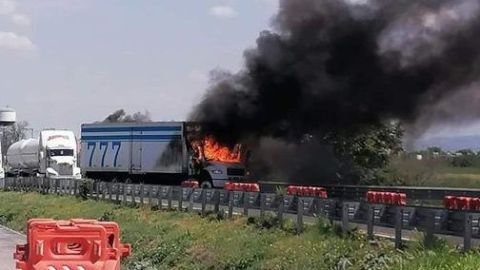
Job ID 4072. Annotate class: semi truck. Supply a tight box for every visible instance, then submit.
[6,129,81,179]
[80,122,246,188]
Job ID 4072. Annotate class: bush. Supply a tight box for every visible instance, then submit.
[451,156,476,167]
[78,179,94,200]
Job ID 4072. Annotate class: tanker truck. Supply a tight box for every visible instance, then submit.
[80,122,246,188]
[6,129,81,179]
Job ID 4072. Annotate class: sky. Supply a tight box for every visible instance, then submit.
[1,0,480,140]
[1,0,278,136]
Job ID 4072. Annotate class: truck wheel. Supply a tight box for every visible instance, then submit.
[200,180,213,189]
[199,171,213,189]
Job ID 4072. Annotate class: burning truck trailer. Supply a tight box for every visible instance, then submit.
[80,122,247,188]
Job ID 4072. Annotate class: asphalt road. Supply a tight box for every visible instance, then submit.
[0,226,24,270]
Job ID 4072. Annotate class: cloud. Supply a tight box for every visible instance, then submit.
[0,0,15,15]
[209,5,237,19]
[11,13,31,26]
[0,32,35,51]
[0,0,31,27]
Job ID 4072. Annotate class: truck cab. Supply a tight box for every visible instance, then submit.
[201,161,246,188]
[189,134,246,188]
[39,130,81,179]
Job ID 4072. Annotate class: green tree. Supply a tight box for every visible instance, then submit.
[1,121,29,156]
[325,122,404,185]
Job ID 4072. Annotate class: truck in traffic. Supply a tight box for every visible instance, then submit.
[6,129,81,179]
[80,122,246,188]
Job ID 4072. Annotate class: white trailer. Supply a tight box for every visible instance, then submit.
[6,129,81,179]
[80,122,246,188]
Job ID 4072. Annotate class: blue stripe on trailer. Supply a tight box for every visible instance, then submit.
[81,135,182,141]
[81,126,182,132]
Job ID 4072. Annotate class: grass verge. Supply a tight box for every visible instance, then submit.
[0,191,479,270]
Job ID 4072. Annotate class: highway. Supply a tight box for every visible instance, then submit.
[0,226,24,270]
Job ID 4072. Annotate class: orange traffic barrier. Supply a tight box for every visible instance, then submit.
[181,179,200,188]
[443,196,480,211]
[15,219,131,270]
[286,185,328,198]
[224,182,260,192]
[366,191,406,206]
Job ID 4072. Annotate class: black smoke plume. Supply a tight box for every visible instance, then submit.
[190,0,480,182]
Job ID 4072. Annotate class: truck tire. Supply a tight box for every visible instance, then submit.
[199,171,213,189]
[200,180,213,189]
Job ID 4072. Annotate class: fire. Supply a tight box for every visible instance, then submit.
[201,136,241,163]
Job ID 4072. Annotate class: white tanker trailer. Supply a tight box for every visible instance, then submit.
[6,129,81,179]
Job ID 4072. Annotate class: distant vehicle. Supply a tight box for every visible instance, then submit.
[0,107,16,179]
[6,129,81,179]
[80,122,246,188]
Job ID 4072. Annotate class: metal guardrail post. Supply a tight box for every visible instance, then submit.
[123,184,128,204]
[201,190,207,216]
[260,193,266,221]
[342,202,349,234]
[157,186,163,208]
[73,180,78,196]
[89,181,94,198]
[228,191,234,219]
[367,204,374,240]
[116,184,121,203]
[148,185,153,205]
[102,183,106,200]
[167,187,173,209]
[277,195,284,227]
[296,198,304,234]
[213,191,220,214]
[243,193,249,216]
[139,184,144,204]
[188,189,194,212]
[424,210,435,247]
[95,182,100,200]
[108,183,113,201]
[464,213,472,252]
[395,206,403,249]
[178,188,183,211]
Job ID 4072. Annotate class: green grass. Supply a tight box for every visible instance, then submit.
[387,158,480,188]
[1,191,480,269]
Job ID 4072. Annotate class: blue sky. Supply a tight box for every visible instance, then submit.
[1,0,479,139]
[1,0,278,134]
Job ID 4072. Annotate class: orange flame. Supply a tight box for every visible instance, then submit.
[202,136,241,163]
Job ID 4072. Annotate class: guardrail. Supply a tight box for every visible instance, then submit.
[260,182,480,203]
[2,177,480,251]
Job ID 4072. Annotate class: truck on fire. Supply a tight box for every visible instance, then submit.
[6,129,81,179]
[80,122,246,188]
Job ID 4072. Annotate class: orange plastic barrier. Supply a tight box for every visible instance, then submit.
[443,196,480,211]
[366,191,407,205]
[181,179,200,188]
[224,182,260,192]
[286,185,328,198]
[15,219,131,270]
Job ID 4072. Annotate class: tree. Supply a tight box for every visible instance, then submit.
[103,109,152,123]
[1,121,30,156]
[325,121,404,185]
